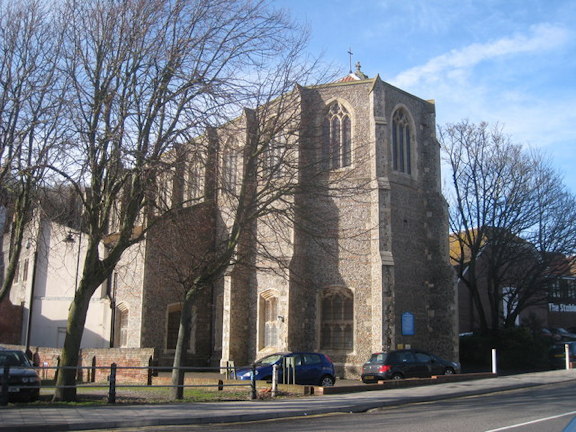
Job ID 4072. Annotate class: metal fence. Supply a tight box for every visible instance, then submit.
[0,363,261,405]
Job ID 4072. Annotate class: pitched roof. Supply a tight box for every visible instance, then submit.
[336,61,369,83]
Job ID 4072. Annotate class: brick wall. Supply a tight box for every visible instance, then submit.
[2,345,157,383]
[0,298,23,344]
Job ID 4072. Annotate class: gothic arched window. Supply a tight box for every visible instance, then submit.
[392,109,412,174]
[265,135,285,179]
[259,291,279,350]
[186,152,205,203]
[114,303,129,348]
[320,287,354,351]
[222,138,239,193]
[322,102,352,170]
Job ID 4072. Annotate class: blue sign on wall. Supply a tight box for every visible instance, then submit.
[402,312,415,336]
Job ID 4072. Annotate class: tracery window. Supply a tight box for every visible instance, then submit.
[392,109,412,174]
[322,102,352,170]
[320,287,354,351]
[259,291,279,350]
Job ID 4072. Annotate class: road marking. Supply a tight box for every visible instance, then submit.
[485,411,576,431]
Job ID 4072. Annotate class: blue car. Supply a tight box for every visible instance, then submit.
[235,352,336,387]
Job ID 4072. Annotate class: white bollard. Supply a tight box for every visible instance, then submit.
[566,344,571,370]
[271,364,278,397]
[492,348,497,374]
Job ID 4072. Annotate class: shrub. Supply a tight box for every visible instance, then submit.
[460,327,552,373]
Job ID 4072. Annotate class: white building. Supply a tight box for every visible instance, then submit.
[4,213,111,349]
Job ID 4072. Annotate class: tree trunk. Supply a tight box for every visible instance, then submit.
[52,282,93,401]
[0,205,6,289]
[170,291,194,400]
[468,280,489,334]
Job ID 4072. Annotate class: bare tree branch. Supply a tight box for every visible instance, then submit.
[441,120,576,333]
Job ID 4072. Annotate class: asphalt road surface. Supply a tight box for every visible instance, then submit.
[95,380,576,432]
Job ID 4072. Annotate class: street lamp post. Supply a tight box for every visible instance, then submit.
[64,230,82,291]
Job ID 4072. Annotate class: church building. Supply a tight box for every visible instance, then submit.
[110,65,457,377]
[3,66,457,378]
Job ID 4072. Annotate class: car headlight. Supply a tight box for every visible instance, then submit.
[21,376,39,383]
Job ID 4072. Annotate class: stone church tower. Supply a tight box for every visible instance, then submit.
[212,68,456,376]
[129,67,456,377]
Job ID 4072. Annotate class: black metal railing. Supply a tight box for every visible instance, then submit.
[0,362,261,405]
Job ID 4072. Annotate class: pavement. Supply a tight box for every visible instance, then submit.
[1,369,575,432]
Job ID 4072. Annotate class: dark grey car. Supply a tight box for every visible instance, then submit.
[0,348,41,402]
[361,349,461,383]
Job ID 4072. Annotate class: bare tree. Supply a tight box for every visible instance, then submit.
[50,0,324,401]
[0,0,67,302]
[504,155,576,327]
[147,57,340,397]
[149,88,370,397]
[441,120,576,333]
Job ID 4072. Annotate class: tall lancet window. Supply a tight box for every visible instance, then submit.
[259,290,279,350]
[392,109,412,174]
[322,102,352,170]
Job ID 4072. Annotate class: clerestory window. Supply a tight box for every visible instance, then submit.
[265,137,284,179]
[186,154,205,203]
[222,138,239,193]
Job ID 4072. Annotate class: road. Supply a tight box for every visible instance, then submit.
[96,380,576,432]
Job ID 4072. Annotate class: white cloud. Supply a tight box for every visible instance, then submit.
[388,22,576,193]
[392,23,571,88]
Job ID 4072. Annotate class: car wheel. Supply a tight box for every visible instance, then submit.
[444,367,455,375]
[319,375,335,387]
[391,373,403,380]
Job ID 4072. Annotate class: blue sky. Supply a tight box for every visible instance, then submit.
[275,0,576,193]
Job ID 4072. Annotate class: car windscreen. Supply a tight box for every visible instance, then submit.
[0,351,31,367]
[255,354,283,365]
[366,353,387,364]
